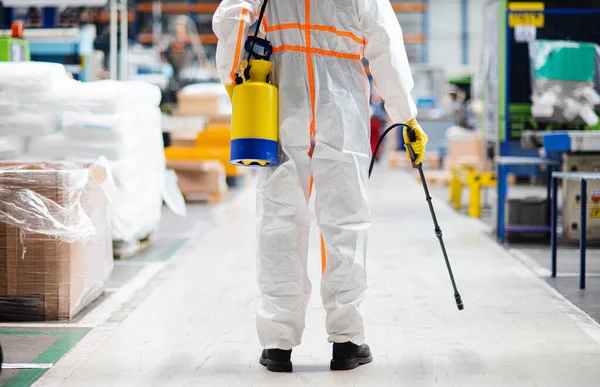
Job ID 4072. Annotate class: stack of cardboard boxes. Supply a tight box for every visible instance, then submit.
[166,85,247,201]
[445,133,487,172]
[175,92,232,125]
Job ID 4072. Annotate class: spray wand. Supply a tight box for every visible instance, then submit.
[369,123,464,311]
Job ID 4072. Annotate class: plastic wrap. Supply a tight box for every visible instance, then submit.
[0,161,113,321]
[26,108,165,246]
[124,80,163,107]
[0,137,27,160]
[21,79,128,114]
[530,40,600,126]
[0,62,68,93]
[62,112,134,142]
[24,79,161,115]
[0,110,59,136]
[27,133,134,160]
[0,91,18,115]
[3,70,168,254]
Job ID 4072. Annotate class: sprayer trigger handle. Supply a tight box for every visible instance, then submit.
[406,126,417,142]
[407,144,418,168]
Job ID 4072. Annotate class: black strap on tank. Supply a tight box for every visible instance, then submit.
[239,0,270,83]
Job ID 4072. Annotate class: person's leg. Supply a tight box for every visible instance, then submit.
[311,55,371,347]
[256,139,312,352]
[311,55,373,370]
[312,153,370,345]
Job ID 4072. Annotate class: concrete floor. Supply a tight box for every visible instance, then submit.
[432,179,600,324]
[0,203,215,386]
[9,166,595,386]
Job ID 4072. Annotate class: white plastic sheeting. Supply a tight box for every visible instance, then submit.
[0,62,168,247]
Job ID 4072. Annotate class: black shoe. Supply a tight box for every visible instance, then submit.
[330,342,373,371]
[259,349,293,372]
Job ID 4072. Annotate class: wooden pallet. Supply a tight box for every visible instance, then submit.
[183,188,228,204]
[416,170,451,186]
[113,236,152,260]
[389,151,440,170]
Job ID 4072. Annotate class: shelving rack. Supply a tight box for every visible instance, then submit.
[133,1,430,63]
[482,0,600,242]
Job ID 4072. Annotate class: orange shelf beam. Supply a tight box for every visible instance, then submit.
[392,3,427,12]
[403,34,426,44]
[137,2,425,14]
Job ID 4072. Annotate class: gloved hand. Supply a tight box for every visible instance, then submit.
[403,118,428,165]
[225,84,235,103]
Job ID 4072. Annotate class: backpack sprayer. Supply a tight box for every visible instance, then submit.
[228,0,278,167]
[227,0,463,311]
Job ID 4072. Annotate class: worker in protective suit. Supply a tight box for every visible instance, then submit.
[213,0,428,372]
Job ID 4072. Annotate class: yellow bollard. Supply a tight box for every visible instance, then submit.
[467,172,482,218]
[449,174,457,209]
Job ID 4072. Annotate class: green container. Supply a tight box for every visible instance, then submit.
[509,103,537,140]
[534,40,597,82]
[0,37,30,62]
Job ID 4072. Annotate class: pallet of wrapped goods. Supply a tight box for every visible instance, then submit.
[0,65,172,259]
[167,160,228,203]
[0,162,113,321]
[21,79,167,259]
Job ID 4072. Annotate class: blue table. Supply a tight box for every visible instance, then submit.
[551,172,600,289]
[495,157,560,243]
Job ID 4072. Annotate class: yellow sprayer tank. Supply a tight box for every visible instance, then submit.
[229,59,278,167]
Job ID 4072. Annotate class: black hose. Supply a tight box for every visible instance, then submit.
[369,123,410,177]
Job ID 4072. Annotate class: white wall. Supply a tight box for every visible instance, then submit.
[468,0,485,70]
[427,0,485,74]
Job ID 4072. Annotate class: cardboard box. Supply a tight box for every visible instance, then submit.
[173,109,231,126]
[169,131,198,147]
[177,94,221,116]
[167,160,227,197]
[0,162,113,321]
[175,92,232,125]
[446,134,486,171]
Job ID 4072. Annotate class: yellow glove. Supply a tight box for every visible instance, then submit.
[225,84,236,103]
[402,118,428,165]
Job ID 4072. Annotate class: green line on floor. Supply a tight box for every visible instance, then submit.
[0,330,80,336]
[156,240,186,261]
[2,330,88,387]
[125,239,187,262]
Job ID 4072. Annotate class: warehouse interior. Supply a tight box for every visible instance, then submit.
[0,0,600,386]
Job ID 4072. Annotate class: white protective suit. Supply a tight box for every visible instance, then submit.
[214,0,417,350]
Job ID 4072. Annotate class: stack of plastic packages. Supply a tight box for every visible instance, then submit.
[531,40,600,127]
[0,62,166,256]
[0,62,67,160]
